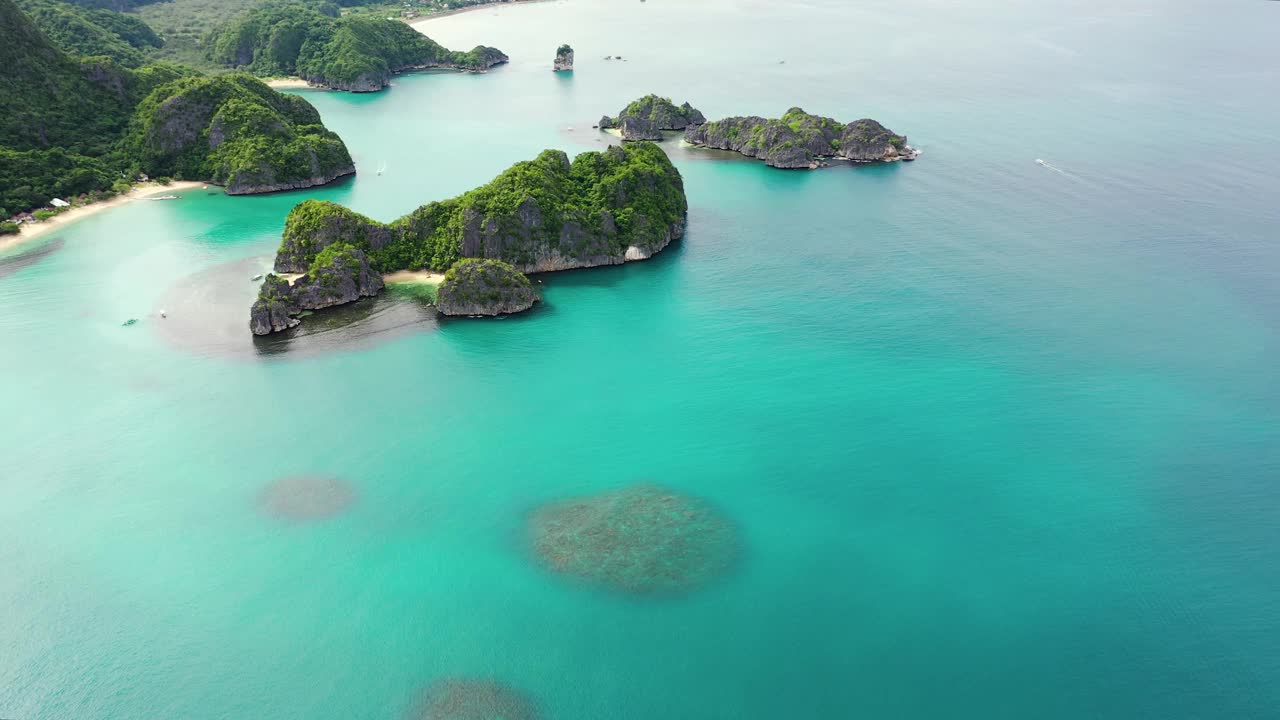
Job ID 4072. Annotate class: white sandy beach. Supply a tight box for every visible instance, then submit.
[264,77,315,89]
[383,269,446,284]
[408,0,554,27]
[1,181,208,254]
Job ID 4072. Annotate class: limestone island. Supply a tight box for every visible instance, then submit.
[209,5,507,92]
[129,74,355,193]
[598,94,706,141]
[553,44,574,72]
[250,142,687,334]
[684,107,919,169]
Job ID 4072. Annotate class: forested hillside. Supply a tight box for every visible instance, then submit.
[0,0,351,216]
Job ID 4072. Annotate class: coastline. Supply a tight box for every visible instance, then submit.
[1,181,208,254]
[276,269,443,288]
[383,269,445,284]
[408,0,554,27]
[265,77,314,89]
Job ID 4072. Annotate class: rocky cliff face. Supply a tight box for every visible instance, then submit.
[226,162,355,195]
[684,108,918,168]
[250,244,384,335]
[249,275,301,335]
[435,258,538,316]
[618,116,662,141]
[599,95,705,140]
[553,45,574,72]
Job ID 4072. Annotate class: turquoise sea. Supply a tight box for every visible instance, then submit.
[2,0,1279,717]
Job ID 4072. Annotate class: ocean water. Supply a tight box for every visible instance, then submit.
[2,0,1279,717]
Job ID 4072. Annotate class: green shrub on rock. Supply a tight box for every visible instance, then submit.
[436,258,536,316]
[275,142,686,275]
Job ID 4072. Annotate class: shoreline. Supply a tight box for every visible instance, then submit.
[383,269,445,285]
[278,269,445,286]
[408,0,555,27]
[264,77,314,89]
[1,181,208,254]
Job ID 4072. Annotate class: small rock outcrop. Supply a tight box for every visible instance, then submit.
[598,94,706,141]
[553,44,574,71]
[250,243,384,335]
[684,107,918,168]
[435,259,537,317]
[248,274,301,335]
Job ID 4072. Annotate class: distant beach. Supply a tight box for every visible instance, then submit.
[408,0,554,27]
[264,77,314,89]
[383,269,445,284]
[1,181,207,254]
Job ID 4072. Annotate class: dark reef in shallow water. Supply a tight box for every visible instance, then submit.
[528,483,738,594]
[412,679,538,720]
[258,475,355,521]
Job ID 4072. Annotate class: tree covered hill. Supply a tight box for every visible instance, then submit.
[0,0,352,215]
[207,2,507,91]
[16,0,161,66]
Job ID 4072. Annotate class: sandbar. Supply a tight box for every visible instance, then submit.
[1,181,208,254]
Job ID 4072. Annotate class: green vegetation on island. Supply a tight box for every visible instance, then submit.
[436,258,538,316]
[16,0,161,66]
[252,142,687,332]
[553,43,573,71]
[275,142,686,275]
[684,107,917,169]
[125,73,354,193]
[0,0,353,216]
[207,2,508,91]
[598,94,706,140]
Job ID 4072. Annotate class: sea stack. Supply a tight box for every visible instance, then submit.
[554,44,574,71]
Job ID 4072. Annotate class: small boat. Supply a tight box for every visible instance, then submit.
[1035,159,1046,165]
[148,195,180,200]
[159,309,167,318]
[251,273,264,281]
[122,318,138,327]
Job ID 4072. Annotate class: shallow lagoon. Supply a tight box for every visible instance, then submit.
[1,0,1278,717]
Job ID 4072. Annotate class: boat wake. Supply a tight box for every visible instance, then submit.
[1034,157,1086,181]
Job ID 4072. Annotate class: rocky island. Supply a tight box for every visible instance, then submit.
[127,74,355,193]
[250,142,687,333]
[598,95,706,141]
[249,244,383,334]
[436,259,538,316]
[208,5,507,92]
[553,44,574,71]
[684,107,918,168]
